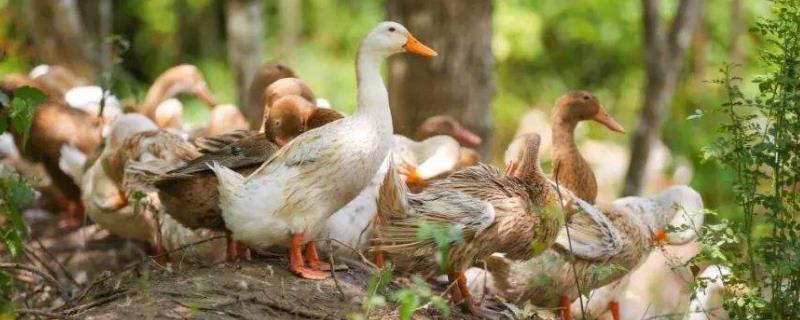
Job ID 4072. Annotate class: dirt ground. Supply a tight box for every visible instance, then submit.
[8,209,497,320]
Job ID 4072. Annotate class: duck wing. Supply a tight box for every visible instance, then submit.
[192,129,254,153]
[554,197,624,261]
[375,161,495,252]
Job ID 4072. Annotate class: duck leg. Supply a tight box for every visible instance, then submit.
[226,234,238,262]
[289,233,329,279]
[447,272,465,306]
[560,296,573,320]
[56,196,84,229]
[236,242,252,261]
[609,300,621,320]
[304,241,331,271]
[153,217,169,265]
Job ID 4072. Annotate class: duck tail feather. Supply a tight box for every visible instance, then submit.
[377,157,410,220]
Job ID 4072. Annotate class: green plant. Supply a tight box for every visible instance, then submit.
[698,1,800,317]
[0,87,41,315]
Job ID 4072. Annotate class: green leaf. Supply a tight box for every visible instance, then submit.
[394,290,420,320]
[9,87,46,150]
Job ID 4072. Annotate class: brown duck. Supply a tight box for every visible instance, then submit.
[2,74,103,228]
[374,133,561,314]
[243,63,297,129]
[551,91,624,204]
[137,64,217,128]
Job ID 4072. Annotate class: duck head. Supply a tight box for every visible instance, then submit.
[147,64,217,109]
[416,115,482,147]
[263,95,316,147]
[504,133,542,179]
[208,104,248,136]
[264,78,316,108]
[361,21,437,58]
[552,91,625,133]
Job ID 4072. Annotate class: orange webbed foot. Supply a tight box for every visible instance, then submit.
[305,242,331,271]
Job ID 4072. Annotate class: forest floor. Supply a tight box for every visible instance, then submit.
[9,207,500,320]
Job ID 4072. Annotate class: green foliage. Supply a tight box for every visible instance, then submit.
[391,277,450,320]
[7,87,45,150]
[697,1,800,318]
[416,223,464,273]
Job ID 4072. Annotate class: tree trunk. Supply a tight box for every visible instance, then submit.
[622,0,704,196]
[279,0,301,64]
[386,0,495,157]
[729,0,745,67]
[26,0,97,81]
[226,0,264,108]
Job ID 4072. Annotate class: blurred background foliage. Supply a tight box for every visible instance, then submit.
[0,0,771,220]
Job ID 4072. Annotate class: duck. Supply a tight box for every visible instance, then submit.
[550,91,625,204]
[375,133,570,313]
[244,63,297,129]
[262,95,345,146]
[481,185,704,320]
[263,77,317,109]
[189,104,250,139]
[415,115,482,147]
[137,64,217,129]
[314,117,480,256]
[208,21,437,279]
[684,265,730,320]
[578,203,706,320]
[63,86,123,126]
[132,92,344,262]
[2,74,103,228]
[79,114,204,261]
[28,64,87,98]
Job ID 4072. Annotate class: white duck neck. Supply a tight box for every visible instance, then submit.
[354,48,393,134]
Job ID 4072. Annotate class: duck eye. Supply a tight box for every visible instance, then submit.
[583,95,591,101]
[389,27,396,32]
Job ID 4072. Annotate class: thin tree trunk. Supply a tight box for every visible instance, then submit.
[622,0,704,196]
[386,0,495,157]
[226,0,264,108]
[729,0,745,67]
[26,0,97,81]
[279,0,301,64]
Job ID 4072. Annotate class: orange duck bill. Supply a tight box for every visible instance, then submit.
[404,34,438,57]
[593,105,625,133]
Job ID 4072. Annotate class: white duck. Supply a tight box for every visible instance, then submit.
[209,21,437,279]
[685,265,730,320]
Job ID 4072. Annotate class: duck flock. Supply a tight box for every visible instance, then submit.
[0,22,723,319]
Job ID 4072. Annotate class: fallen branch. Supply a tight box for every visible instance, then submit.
[326,240,348,302]
[0,262,65,298]
[14,308,71,319]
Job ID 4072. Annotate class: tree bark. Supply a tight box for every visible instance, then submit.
[729,0,745,67]
[226,0,264,108]
[622,0,705,196]
[279,0,301,64]
[386,0,495,157]
[26,0,98,81]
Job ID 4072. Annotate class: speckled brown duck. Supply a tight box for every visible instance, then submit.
[551,91,624,204]
[374,133,562,314]
[482,185,704,320]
